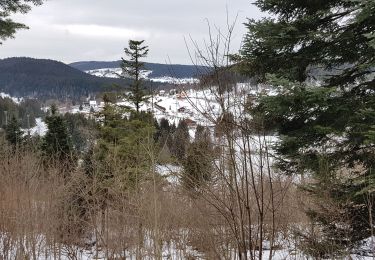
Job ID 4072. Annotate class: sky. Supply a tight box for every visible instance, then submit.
[0,0,264,65]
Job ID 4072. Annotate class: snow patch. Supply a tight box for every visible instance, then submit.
[0,92,23,104]
[28,118,48,137]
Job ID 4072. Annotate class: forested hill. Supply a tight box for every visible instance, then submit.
[0,57,128,100]
[70,60,208,79]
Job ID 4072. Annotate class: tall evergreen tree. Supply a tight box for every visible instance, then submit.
[95,103,156,189]
[171,120,190,161]
[42,105,73,163]
[5,115,23,147]
[121,40,149,113]
[0,0,43,44]
[237,0,375,256]
[182,126,214,191]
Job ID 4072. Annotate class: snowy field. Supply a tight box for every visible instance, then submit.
[1,232,373,259]
[86,67,199,84]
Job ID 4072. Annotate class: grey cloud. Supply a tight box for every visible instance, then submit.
[0,0,263,64]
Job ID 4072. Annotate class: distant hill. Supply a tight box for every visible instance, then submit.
[69,60,209,79]
[0,57,129,100]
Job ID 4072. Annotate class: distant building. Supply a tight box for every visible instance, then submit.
[176,93,186,100]
[89,100,97,108]
[159,90,166,96]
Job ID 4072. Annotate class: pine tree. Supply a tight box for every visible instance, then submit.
[0,0,43,44]
[121,40,149,113]
[95,103,156,189]
[156,117,172,147]
[5,115,23,147]
[237,0,375,255]
[42,105,73,164]
[182,126,214,191]
[171,120,190,161]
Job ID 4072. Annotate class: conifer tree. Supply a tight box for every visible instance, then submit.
[171,120,190,161]
[5,115,23,147]
[183,126,213,190]
[0,0,44,44]
[156,118,171,147]
[237,0,375,255]
[121,40,149,113]
[42,105,73,163]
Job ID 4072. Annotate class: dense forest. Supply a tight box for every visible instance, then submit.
[0,57,129,100]
[70,60,209,79]
[0,96,43,128]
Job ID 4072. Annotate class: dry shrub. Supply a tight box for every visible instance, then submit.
[0,142,89,259]
[0,137,309,259]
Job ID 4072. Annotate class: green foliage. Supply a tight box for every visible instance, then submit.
[63,113,97,153]
[154,118,176,163]
[0,96,43,128]
[41,105,73,164]
[239,0,375,83]
[5,115,23,147]
[182,126,214,191]
[0,0,43,44]
[121,40,149,112]
[0,58,126,101]
[171,120,190,161]
[94,103,155,190]
[238,0,375,254]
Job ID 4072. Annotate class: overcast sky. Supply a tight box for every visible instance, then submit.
[0,0,264,65]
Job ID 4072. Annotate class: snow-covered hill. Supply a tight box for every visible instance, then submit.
[65,83,277,135]
[85,67,199,84]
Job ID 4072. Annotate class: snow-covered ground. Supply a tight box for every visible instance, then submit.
[0,92,23,104]
[85,67,199,84]
[28,117,48,137]
[62,83,279,148]
[1,232,373,259]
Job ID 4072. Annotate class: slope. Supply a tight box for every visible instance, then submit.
[69,60,209,79]
[0,57,129,100]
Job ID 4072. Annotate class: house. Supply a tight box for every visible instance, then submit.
[159,90,166,96]
[89,100,97,108]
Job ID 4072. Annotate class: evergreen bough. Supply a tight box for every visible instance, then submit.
[237,0,375,256]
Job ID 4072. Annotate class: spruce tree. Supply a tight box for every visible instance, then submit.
[172,120,190,161]
[5,115,23,147]
[42,105,73,163]
[156,118,171,147]
[237,0,375,255]
[95,103,155,189]
[121,40,149,113]
[183,126,213,191]
[0,0,43,44]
